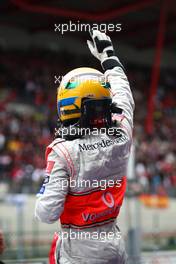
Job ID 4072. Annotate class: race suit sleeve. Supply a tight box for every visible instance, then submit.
[105,66,135,138]
[35,149,69,224]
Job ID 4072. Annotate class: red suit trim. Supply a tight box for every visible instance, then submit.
[49,232,59,264]
[60,177,126,228]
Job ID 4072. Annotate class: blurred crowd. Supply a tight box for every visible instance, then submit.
[0,50,176,195]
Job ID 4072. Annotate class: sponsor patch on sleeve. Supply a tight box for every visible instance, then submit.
[43,175,50,184]
[38,185,45,195]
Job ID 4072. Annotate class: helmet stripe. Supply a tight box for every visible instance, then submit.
[60,97,78,107]
[65,82,78,89]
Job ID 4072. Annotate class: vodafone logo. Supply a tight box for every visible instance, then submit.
[82,192,118,222]
[102,192,115,208]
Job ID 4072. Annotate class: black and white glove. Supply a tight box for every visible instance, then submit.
[87,30,124,71]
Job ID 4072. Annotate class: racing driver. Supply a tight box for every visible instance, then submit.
[35,30,135,264]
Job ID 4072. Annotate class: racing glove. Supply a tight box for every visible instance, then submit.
[87,30,124,71]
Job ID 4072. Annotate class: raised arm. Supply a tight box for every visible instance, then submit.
[87,30,135,138]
